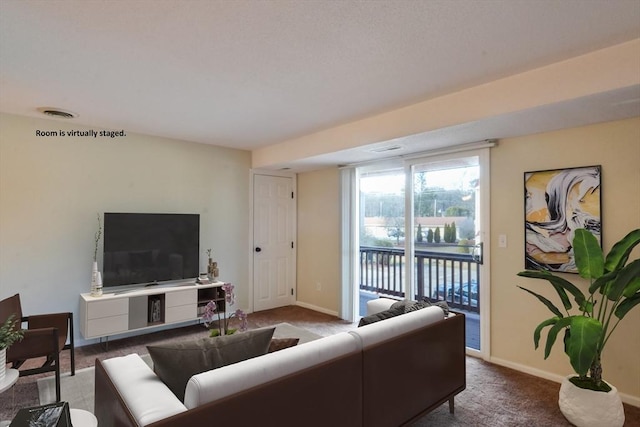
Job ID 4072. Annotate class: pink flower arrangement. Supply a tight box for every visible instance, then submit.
[202,283,247,336]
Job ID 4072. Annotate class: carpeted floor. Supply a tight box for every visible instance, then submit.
[1,305,639,426]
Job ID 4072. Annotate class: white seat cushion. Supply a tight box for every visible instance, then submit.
[101,353,187,426]
[183,331,360,409]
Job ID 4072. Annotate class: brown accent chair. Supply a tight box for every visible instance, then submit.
[0,293,75,402]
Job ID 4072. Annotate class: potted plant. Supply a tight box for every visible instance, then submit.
[202,283,248,337]
[0,314,24,380]
[517,228,639,427]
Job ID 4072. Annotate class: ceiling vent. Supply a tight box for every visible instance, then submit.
[369,144,403,154]
[37,107,78,119]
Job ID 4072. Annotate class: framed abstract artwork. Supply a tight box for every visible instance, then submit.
[524,165,601,273]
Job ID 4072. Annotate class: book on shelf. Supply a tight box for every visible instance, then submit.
[10,401,72,427]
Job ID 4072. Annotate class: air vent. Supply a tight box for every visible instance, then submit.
[369,145,403,153]
[37,107,78,119]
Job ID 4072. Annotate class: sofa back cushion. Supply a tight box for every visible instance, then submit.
[100,353,187,426]
[350,305,445,349]
[184,331,360,409]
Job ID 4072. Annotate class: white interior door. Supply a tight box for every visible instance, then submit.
[253,173,296,311]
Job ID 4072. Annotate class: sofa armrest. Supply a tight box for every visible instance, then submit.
[96,353,187,427]
[358,311,466,427]
[365,297,398,316]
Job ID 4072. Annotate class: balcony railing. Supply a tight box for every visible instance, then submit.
[359,245,480,313]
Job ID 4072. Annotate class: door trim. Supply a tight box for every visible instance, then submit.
[249,169,297,314]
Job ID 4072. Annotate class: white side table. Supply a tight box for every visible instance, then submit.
[0,369,19,394]
[0,369,20,427]
[70,408,98,427]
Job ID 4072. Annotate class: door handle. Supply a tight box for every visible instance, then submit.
[255,247,262,253]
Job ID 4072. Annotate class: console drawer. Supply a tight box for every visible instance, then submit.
[166,304,197,323]
[87,314,128,337]
[87,298,128,319]
[166,289,197,307]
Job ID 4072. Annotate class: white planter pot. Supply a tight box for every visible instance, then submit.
[558,376,624,427]
[0,347,6,381]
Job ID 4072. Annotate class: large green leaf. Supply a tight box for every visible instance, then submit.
[573,229,604,280]
[518,270,585,307]
[623,277,640,298]
[565,317,603,377]
[544,316,572,359]
[518,286,563,318]
[606,259,640,301]
[533,317,559,349]
[604,229,640,273]
[615,292,640,319]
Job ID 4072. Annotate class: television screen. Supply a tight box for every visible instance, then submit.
[103,213,200,288]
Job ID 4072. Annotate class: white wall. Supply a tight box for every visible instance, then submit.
[0,113,251,345]
[490,117,640,403]
[297,168,341,314]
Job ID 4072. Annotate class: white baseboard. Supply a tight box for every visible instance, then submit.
[295,300,339,317]
[490,357,640,408]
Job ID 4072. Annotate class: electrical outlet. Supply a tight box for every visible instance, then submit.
[498,234,507,248]
[316,281,322,291]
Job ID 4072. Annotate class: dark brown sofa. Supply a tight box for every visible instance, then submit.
[94,306,465,427]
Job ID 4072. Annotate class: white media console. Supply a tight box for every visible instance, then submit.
[79,282,225,340]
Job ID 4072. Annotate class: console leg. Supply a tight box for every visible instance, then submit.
[449,397,455,414]
[99,336,109,351]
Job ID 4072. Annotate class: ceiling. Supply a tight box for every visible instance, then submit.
[1,0,639,170]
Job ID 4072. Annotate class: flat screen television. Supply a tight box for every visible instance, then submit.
[102,213,200,288]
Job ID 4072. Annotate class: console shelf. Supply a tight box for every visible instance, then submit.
[79,282,225,340]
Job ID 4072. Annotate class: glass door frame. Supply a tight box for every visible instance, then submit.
[343,147,491,359]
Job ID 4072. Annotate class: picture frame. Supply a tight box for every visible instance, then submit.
[524,165,601,273]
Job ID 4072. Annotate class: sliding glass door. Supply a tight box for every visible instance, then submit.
[409,155,482,351]
[353,149,489,354]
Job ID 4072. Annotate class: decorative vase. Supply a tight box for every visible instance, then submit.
[558,376,624,427]
[208,259,219,281]
[0,347,6,381]
[90,261,103,297]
